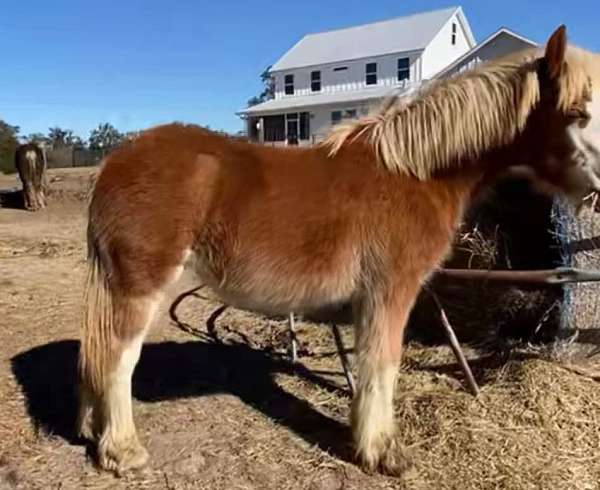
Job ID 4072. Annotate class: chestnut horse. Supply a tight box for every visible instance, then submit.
[78,26,600,475]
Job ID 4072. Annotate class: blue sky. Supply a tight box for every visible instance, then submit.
[1,1,598,139]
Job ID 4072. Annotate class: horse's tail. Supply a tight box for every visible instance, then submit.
[15,147,37,181]
[78,239,114,397]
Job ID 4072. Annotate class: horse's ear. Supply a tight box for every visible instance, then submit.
[544,25,567,79]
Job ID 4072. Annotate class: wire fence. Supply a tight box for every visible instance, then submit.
[45,147,113,169]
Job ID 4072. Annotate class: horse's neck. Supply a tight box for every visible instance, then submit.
[422,156,486,198]
[434,168,487,230]
[440,148,534,229]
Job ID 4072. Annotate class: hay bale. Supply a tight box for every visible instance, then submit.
[409,279,562,347]
[408,177,566,347]
[551,195,600,357]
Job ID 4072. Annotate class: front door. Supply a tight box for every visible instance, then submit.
[286,113,299,145]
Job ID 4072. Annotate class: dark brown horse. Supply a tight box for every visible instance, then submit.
[78,27,600,476]
[14,142,47,211]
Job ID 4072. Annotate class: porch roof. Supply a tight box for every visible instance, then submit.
[238,83,420,116]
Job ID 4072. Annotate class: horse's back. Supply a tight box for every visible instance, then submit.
[88,123,367,309]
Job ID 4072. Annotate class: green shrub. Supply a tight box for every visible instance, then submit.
[0,121,18,174]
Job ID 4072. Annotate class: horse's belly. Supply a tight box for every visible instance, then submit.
[186,249,358,315]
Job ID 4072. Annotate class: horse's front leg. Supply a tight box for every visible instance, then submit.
[351,282,419,476]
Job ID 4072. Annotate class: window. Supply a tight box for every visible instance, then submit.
[451,23,457,45]
[299,112,310,140]
[366,62,377,85]
[284,74,294,95]
[332,109,356,126]
[311,71,321,92]
[397,58,410,81]
[333,66,348,72]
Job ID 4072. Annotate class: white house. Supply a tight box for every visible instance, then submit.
[238,7,536,146]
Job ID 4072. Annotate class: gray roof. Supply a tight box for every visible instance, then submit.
[270,7,473,72]
[239,84,419,115]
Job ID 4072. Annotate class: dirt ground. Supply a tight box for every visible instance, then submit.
[2,168,600,490]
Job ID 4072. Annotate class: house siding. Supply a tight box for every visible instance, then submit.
[271,51,423,100]
[441,32,536,78]
[309,109,331,142]
[310,103,373,141]
[250,102,375,147]
[421,13,471,79]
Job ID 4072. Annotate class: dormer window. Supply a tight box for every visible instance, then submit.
[451,23,457,45]
[311,71,321,92]
[284,74,294,95]
[397,58,410,81]
[366,62,377,85]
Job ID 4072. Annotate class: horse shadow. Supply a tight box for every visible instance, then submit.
[10,336,352,462]
[15,287,591,466]
[0,189,24,210]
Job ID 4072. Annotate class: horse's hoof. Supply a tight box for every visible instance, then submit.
[377,439,413,477]
[98,436,149,476]
[76,415,95,441]
[356,436,413,477]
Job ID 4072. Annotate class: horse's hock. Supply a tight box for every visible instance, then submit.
[408,176,600,348]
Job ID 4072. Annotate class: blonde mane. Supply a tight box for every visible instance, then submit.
[323,46,594,180]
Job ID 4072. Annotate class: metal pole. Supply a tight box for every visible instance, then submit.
[330,323,356,397]
[437,267,600,285]
[429,291,480,397]
[288,312,298,364]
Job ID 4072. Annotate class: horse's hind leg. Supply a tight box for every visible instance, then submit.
[36,160,47,209]
[77,380,99,440]
[351,282,419,476]
[96,294,161,474]
[79,249,187,474]
[35,184,46,210]
[22,182,34,211]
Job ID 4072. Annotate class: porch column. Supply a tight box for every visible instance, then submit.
[244,118,251,141]
[258,117,265,144]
